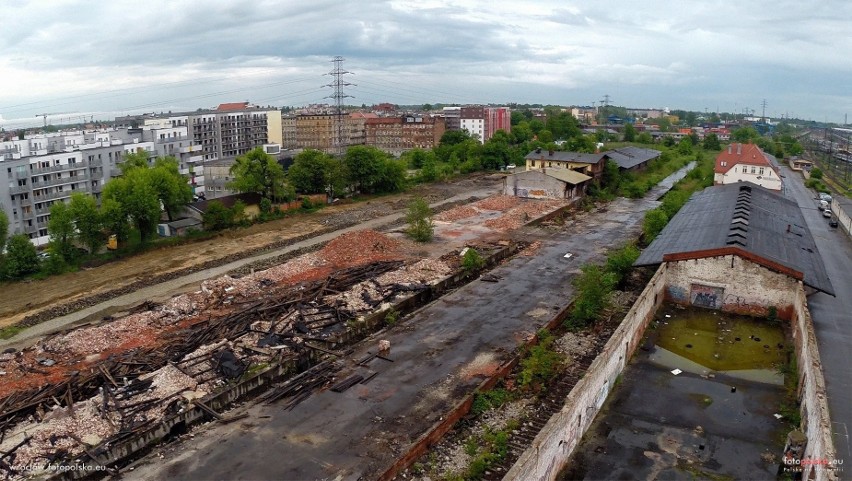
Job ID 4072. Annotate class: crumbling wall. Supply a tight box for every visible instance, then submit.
[664,255,798,319]
[791,284,839,481]
[503,263,667,481]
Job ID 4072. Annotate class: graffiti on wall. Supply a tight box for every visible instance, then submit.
[690,283,724,309]
[666,285,688,302]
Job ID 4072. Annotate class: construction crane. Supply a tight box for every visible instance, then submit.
[34,112,68,127]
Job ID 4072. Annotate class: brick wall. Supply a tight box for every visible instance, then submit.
[791,285,839,481]
[504,264,668,481]
[665,255,799,319]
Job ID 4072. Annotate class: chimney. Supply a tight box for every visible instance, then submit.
[737,143,742,155]
[787,224,791,233]
[535,147,541,154]
[728,144,732,154]
[548,149,554,156]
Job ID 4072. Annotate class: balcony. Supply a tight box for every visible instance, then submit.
[29,161,89,176]
[10,185,30,195]
[179,144,202,154]
[33,189,74,203]
[31,175,86,189]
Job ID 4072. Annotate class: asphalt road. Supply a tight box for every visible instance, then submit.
[781,165,852,472]
[122,166,693,481]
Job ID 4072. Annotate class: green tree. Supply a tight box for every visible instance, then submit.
[403,148,431,169]
[344,145,404,194]
[149,157,193,221]
[788,141,803,156]
[120,150,150,173]
[102,173,161,244]
[373,157,408,193]
[406,197,434,242]
[228,147,287,201]
[288,149,340,194]
[419,154,440,182]
[512,122,534,143]
[202,200,234,231]
[481,135,512,170]
[810,168,823,180]
[68,193,103,255]
[605,244,640,285]
[100,197,129,243]
[4,234,39,279]
[643,208,669,242]
[637,132,653,144]
[48,201,76,261]
[731,126,759,143]
[623,123,636,142]
[439,130,475,147]
[0,210,8,249]
[703,133,721,151]
[569,264,617,327]
[677,137,693,155]
[537,129,554,143]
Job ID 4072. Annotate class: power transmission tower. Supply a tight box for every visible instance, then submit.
[324,56,355,155]
[599,94,610,125]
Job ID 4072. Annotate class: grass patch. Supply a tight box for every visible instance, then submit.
[0,324,26,340]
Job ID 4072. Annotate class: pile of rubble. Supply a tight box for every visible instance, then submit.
[472,195,521,211]
[319,230,402,267]
[484,199,567,231]
[433,205,479,222]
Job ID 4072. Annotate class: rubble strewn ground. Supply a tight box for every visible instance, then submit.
[0,194,567,480]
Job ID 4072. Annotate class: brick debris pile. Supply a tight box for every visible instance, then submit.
[318,230,403,267]
[484,198,567,231]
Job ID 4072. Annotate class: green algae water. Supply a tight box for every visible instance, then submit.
[649,305,787,373]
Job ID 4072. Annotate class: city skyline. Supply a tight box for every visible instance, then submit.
[1,0,850,128]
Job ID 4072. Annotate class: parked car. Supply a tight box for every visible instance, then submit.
[818,200,828,211]
[823,209,833,218]
[506,163,517,170]
[829,218,838,228]
[820,193,833,203]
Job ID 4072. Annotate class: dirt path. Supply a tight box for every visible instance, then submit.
[0,176,500,329]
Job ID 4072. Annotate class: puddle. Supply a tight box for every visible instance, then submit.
[645,306,787,383]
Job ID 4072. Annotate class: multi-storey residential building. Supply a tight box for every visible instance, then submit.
[713,143,782,191]
[281,115,297,149]
[364,115,445,156]
[570,106,597,123]
[118,103,281,165]
[111,119,206,196]
[457,106,511,143]
[0,130,154,245]
[485,107,511,140]
[296,114,335,151]
[441,107,461,131]
[460,106,486,142]
[347,112,375,147]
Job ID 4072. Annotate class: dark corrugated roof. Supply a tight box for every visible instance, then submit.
[605,146,661,169]
[635,182,834,295]
[523,150,605,164]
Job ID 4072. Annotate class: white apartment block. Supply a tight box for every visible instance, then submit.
[0,130,155,246]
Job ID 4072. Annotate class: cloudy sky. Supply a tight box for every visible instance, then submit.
[1,0,850,128]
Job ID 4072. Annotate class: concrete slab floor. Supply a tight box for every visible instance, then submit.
[560,339,789,480]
